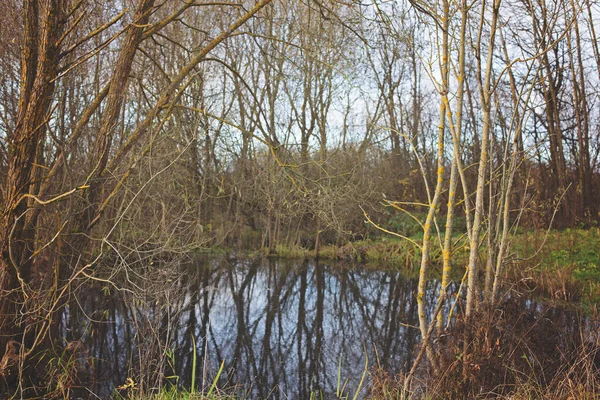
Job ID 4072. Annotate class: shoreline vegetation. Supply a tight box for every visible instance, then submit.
[203,227,599,311]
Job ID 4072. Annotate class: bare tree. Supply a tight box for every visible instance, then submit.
[0,0,273,388]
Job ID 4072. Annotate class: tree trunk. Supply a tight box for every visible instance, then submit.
[0,0,66,382]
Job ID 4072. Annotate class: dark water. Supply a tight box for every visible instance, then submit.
[57,257,584,399]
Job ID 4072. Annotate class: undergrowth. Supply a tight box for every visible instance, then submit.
[510,227,600,310]
[370,300,600,399]
[253,228,599,309]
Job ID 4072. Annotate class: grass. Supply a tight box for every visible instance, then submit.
[256,237,428,266]
[267,227,600,309]
[509,227,600,310]
[120,352,368,400]
[198,223,598,313]
[374,300,600,399]
[116,331,230,400]
[127,388,235,400]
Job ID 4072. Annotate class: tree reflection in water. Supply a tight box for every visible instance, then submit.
[58,258,451,398]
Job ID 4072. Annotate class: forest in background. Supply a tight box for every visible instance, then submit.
[1,0,600,397]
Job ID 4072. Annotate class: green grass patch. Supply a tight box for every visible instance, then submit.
[127,388,235,400]
[510,228,600,308]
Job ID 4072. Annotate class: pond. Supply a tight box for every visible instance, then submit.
[57,256,586,399]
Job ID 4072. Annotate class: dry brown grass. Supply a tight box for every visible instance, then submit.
[368,300,600,399]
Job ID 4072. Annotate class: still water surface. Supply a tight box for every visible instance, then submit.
[58,257,577,398]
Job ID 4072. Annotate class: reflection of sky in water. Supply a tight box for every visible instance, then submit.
[59,257,572,399]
